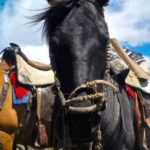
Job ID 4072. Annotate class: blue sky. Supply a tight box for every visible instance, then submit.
[105,0,150,57]
[127,44,150,56]
[0,0,150,65]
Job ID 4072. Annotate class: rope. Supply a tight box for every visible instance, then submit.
[65,93,104,106]
[69,79,118,98]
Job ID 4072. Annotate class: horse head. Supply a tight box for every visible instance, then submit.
[33,0,111,148]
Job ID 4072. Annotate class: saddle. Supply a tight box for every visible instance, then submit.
[16,54,54,86]
[7,44,54,86]
[1,43,55,147]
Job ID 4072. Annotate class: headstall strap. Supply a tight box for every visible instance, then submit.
[0,60,15,110]
[51,45,118,113]
[53,73,118,114]
[0,72,9,110]
[36,87,48,147]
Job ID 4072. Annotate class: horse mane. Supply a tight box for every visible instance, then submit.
[31,7,69,43]
[32,0,109,43]
[47,0,109,7]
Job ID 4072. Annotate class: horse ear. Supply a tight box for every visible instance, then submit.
[47,0,51,5]
[98,0,109,6]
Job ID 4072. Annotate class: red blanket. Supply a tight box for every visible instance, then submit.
[126,85,135,99]
[10,71,29,99]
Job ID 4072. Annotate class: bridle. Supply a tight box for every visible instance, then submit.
[53,73,118,114]
[52,68,118,148]
[51,40,118,114]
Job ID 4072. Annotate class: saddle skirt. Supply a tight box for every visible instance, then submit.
[16,54,55,86]
[124,50,150,94]
[125,71,150,94]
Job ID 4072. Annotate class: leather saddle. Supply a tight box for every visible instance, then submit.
[5,43,55,86]
[2,43,55,147]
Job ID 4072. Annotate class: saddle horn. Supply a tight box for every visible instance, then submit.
[10,43,21,53]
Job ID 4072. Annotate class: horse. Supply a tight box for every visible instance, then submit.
[32,0,139,149]
[0,54,18,150]
[0,43,55,150]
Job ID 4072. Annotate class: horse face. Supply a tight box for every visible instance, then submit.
[49,2,109,94]
[35,0,109,146]
[48,0,109,143]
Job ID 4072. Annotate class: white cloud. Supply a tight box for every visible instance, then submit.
[144,56,150,69]
[0,0,150,65]
[0,0,49,63]
[0,0,48,47]
[22,44,50,64]
[105,0,150,46]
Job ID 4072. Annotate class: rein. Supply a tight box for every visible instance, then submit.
[54,77,118,114]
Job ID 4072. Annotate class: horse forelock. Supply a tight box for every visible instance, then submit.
[34,0,109,45]
[47,0,110,7]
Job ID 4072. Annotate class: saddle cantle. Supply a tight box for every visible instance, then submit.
[5,43,55,86]
[16,54,54,86]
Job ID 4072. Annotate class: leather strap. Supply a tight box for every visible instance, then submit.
[37,88,42,122]
[135,92,141,130]
[0,73,9,110]
[36,88,48,147]
[136,91,150,149]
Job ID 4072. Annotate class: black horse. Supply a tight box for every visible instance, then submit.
[33,0,136,149]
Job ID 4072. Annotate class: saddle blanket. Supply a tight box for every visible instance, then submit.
[11,71,30,104]
[126,70,150,94]
[12,87,30,105]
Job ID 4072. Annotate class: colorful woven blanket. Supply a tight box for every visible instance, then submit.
[10,71,30,104]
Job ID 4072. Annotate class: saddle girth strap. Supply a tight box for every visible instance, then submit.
[37,88,42,122]
[135,91,150,149]
[36,88,48,147]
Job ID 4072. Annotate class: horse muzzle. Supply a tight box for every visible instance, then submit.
[54,79,117,115]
